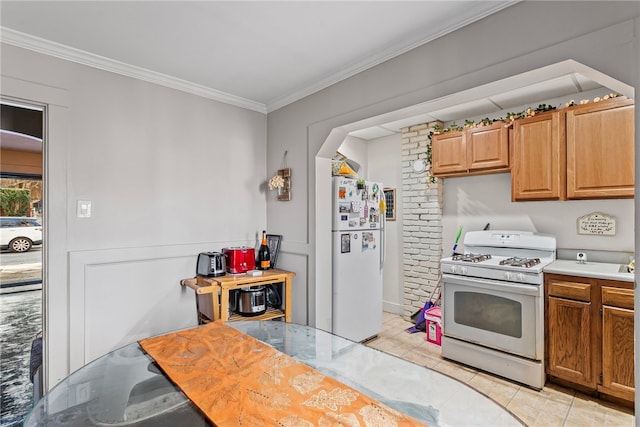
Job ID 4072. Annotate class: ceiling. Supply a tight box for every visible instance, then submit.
[0,1,632,145]
[0,1,517,113]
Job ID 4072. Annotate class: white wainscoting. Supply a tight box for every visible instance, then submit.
[68,242,246,372]
[276,240,309,326]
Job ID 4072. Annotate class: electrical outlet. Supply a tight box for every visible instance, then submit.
[577,252,587,263]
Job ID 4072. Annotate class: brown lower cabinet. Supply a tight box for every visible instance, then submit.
[545,274,634,405]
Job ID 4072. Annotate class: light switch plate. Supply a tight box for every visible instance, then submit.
[77,200,92,218]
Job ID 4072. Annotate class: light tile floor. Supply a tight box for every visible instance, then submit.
[365,312,635,427]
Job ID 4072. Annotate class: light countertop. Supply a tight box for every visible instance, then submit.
[544,259,635,282]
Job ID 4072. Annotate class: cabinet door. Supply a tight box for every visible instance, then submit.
[600,305,635,402]
[432,131,467,176]
[511,111,565,201]
[467,123,509,172]
[566,98,634,199]
[547,296,596,388]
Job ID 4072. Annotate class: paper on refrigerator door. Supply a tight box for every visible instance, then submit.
[341,234,351,253]
[362,232,376,250]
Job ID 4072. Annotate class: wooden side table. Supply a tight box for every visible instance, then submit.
[181,269,296,323]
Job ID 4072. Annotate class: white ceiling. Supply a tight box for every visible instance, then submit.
[1,1,632,145]
[0,1,517,113]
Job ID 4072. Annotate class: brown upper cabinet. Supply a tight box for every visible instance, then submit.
[432,121,509,177]
[431,130,466,176]
[566,98,635,199]
[511,110,566,201]
[511,97,634,201]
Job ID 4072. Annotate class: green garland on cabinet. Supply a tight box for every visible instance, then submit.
[423,93,622,184]
[425,128,437,185]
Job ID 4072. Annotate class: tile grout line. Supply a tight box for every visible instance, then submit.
[561,395,579,427]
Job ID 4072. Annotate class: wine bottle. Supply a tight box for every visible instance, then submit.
[258,230,271,270]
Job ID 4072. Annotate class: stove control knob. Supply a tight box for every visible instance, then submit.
[504,272,512,281]
[450,265,467,274]
[517,273,526,282]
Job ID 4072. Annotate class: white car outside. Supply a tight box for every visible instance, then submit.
[0,217,43,252]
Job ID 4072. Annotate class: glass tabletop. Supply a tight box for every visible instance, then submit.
[25,321,524,426]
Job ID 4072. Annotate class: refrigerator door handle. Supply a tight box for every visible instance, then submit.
[380,223,385,270]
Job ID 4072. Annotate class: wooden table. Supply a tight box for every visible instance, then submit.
[181,269,296,323]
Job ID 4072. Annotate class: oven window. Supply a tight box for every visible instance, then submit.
[453,291,522,338]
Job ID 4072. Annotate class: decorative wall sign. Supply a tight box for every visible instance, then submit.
[577,212,616,236]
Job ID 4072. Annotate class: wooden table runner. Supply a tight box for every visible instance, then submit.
[139,321,428,426]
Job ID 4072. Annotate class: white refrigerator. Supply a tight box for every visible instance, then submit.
[332,176,384,342]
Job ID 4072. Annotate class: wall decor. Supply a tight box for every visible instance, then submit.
[276,168,291,201]
[383,187,396,221]
[577,212,616,236]
[413,159,426,173]
[266,234,282,268]
[268,151,291,201]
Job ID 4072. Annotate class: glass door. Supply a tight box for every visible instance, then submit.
[0,99,45,424]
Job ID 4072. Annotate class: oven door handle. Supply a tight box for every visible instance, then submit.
[441,273,542,297]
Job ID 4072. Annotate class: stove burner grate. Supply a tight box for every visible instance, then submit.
[452,253,492,263]
[499,257,541,268]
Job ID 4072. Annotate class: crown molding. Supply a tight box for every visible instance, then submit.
[1,27,267,114]
[3,1,518,115]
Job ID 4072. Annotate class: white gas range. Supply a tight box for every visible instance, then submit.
[440,230,556,390]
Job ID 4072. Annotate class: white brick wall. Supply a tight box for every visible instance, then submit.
[401,121,444,319]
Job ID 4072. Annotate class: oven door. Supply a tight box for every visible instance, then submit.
[442,273,543,360]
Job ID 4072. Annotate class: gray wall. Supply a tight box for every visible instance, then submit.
[1,44,268,387]
[266,2,640,334]
[367,135,403,314]
[442,174,634,254]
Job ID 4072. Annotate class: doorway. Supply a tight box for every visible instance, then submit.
[0,100,44,426]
